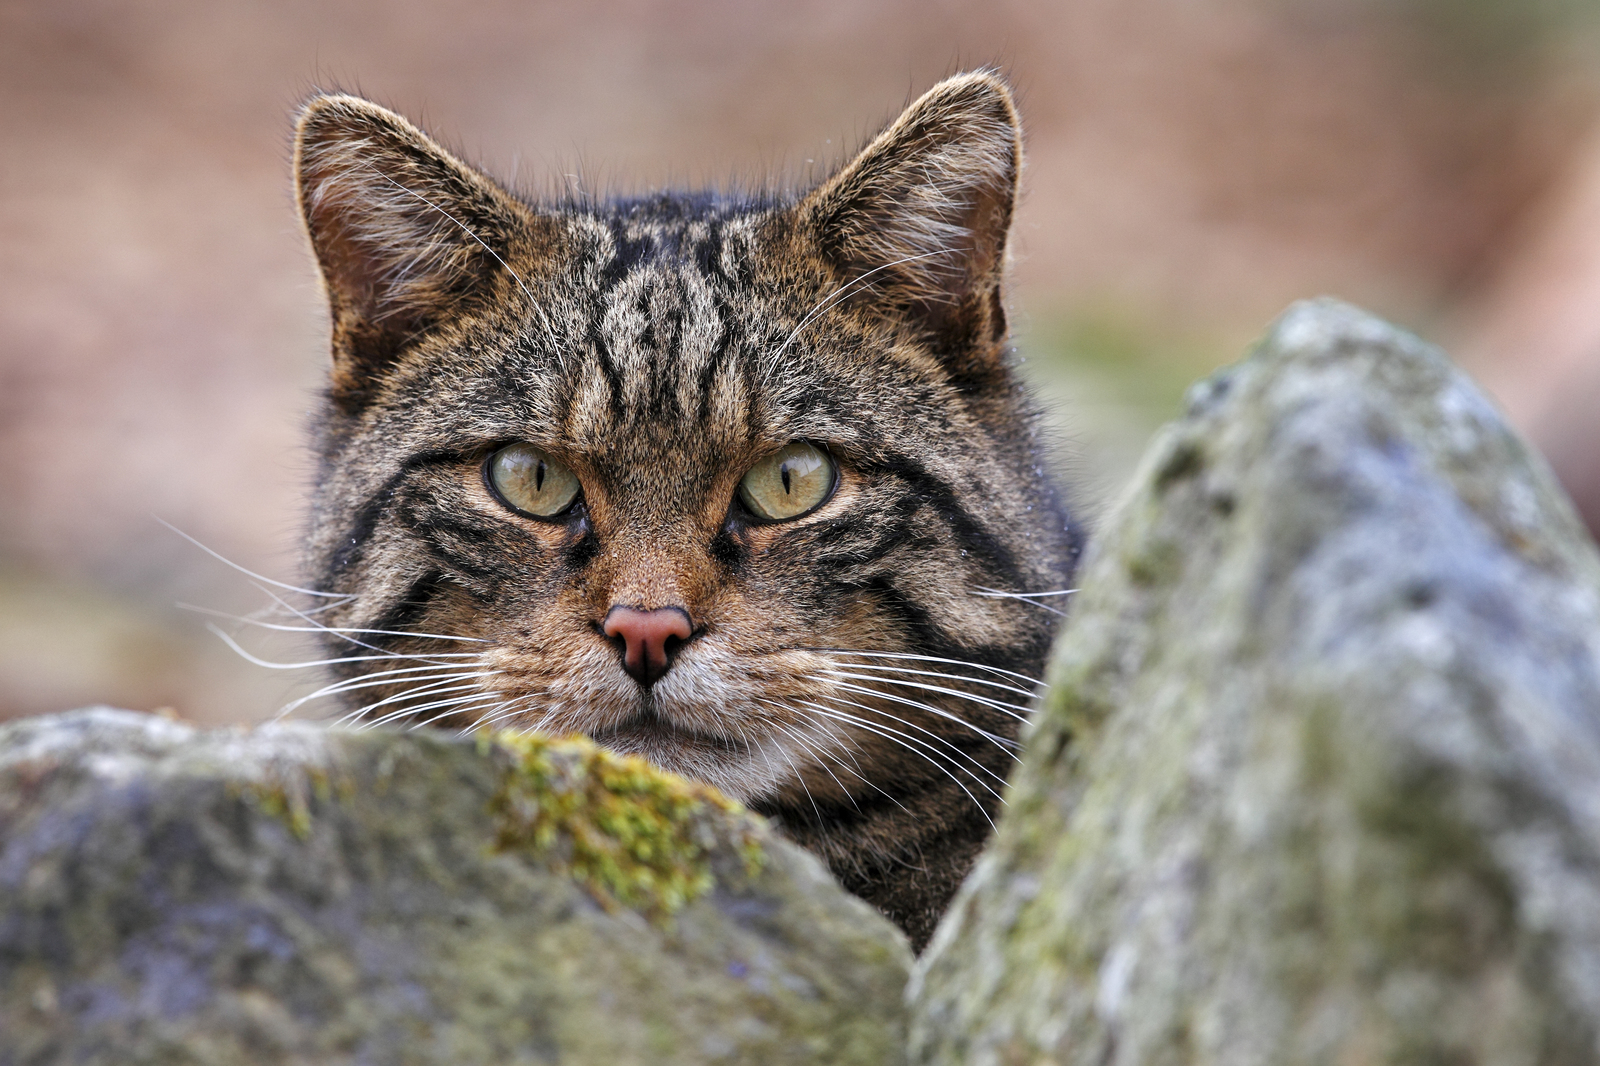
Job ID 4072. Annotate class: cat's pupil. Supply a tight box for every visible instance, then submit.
[781,465,792,495]
[535,460,546,492]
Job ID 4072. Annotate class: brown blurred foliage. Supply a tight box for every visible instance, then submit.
[3,0,1599,723]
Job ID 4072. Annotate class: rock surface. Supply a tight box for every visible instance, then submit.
[0,709,910,1065]
[910,299,1600,1064]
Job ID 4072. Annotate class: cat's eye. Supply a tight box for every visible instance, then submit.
[486,443,582,519]
[738,442,836,522]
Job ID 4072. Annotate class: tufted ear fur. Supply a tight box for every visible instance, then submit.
[799,73,1021,364]
[294,94,538,407]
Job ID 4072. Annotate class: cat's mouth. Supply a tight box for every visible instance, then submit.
[588,714,739,758]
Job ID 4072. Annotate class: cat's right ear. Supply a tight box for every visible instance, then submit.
[796,73,1022,370]
[294,94,538,406]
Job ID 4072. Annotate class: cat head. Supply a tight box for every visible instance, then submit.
[293,73,1078,809]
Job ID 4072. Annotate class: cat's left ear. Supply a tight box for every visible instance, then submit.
[294,94,543,408]
[798,72,1021,363]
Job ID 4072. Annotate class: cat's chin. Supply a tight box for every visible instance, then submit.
[589,715,734,753]
[586,716,758,799]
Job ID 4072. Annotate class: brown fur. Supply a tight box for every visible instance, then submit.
[293,73,1081,951]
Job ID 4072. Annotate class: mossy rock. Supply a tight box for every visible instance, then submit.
[910,299,1600,1064]
[0,709,909,1065]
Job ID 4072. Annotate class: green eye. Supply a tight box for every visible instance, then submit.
[738,442,836,521]
[486,443,581,518]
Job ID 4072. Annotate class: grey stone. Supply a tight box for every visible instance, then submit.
[0,708,909,1065]
[909,299,1600,1064]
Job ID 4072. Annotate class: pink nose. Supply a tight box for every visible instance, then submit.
[602,606,693,686]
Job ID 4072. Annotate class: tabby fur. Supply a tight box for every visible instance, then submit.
[293,73,1081,950]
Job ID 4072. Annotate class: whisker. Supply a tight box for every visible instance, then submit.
[240,581,473,663]
[283,670,496,717]
[769,720,863,816]
[815,661,1039,700]
[177,603,488,644]
[763,725,827,827]
[206,624,479,670]
[464,696,539,735]
[287,661,496,694]
[973,597,1063,617]
[810,676,1024,753]
[157,518,352,600]
[337,677,488,727]
[784,699,999,824]
[362,690,500,730]
[418,692,528,731]
[808,648,1045,689]
[970,586,1078,616]
[277,666,496,720]
[799,689,1014,785]
[822,670,1035,722]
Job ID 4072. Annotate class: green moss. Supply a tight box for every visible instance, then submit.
[488,732,765,922]
[241,779,314,841]
[239,767,341,842]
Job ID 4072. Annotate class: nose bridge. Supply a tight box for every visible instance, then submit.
[604,541,681,605]
[589,442,720,614]
[599,522,693,612]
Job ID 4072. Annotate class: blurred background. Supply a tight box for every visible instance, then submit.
[6,0,1600,725]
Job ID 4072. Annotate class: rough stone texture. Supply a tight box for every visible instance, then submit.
[0,709,910,1065]
[909,299,1600,1064]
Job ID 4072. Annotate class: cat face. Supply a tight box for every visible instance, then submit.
[294,75,1078,813]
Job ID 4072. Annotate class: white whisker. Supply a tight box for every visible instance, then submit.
[799,689,1014,784]
[240,581,467,663]
[465,697,539,735]
[277,667,495,720]
[362,690,500,730]
[178,602,488,644]
[770,720,863,816]
[417,692,526,731]
[208,624,477,670]
[809,648,1045,689]
[810,676,1023,753]
[823,670,1034,722]
[286,670,494,716]
[336,678,488,726]
[286,662,495,699]
[970,586,1078,616]
[816,661,1038,700]
[786,698,999,823]
[157,518,352,600]
[763,724,827,826]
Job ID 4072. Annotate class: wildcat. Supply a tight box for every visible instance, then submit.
[292,72,1081,950]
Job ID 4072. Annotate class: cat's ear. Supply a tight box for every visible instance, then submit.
[798,72,1021,358]
[294,94,536,404]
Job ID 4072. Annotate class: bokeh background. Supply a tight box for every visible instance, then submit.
[6,0,1600,725]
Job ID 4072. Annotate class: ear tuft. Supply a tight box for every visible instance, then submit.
[800,73,1021,338]
[293,94,532,403]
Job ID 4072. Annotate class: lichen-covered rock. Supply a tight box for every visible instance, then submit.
[909,299,1600,1064]
[0,709,909,1065]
